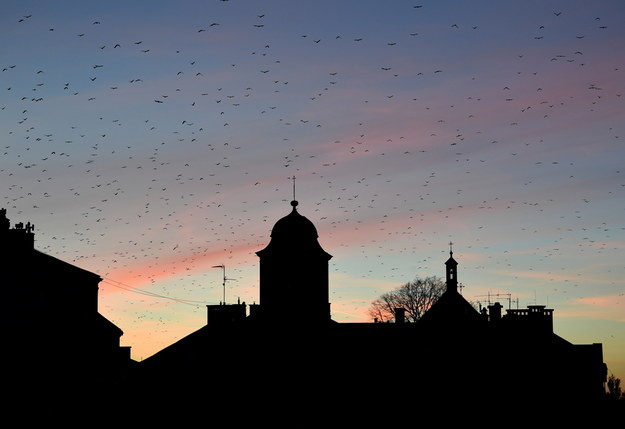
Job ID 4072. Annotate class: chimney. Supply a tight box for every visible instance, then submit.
[394,308,406,324]
[206,302,247,325]
[1,209,35,252]
[527,305,554,334]
[1,208,9,231]
[249,303,261,320]
[488,302,503,322]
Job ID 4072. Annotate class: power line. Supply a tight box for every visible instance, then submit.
[101,277,210,307]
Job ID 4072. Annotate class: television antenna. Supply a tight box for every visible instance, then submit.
[212,264,237,304]
[474,292,514,309]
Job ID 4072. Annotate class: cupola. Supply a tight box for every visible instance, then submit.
[255,199,332,324]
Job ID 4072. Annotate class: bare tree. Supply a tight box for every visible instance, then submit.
[607,374,623,400]
[368,276,446,323]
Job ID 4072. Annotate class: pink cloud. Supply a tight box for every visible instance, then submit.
[99,241,262,295]
[572,294,625,322]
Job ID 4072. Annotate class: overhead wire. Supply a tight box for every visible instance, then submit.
[101,277,211,307]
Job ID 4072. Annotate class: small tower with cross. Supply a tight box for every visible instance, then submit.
[445,241,458,293]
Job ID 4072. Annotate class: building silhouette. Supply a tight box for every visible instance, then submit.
[135,200,608,408]
[1,199,613,413]
[0,208,134,402]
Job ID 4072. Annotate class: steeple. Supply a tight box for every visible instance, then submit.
[445,241,458,293]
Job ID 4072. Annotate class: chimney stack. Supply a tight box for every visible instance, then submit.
[394,308,406,324]
[488,302,503,322]
[1,209,35,252]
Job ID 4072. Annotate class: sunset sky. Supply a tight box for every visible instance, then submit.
[2,0,623,381]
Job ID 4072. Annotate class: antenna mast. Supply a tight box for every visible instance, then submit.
[212,264,236,304]
[474,292,514,309]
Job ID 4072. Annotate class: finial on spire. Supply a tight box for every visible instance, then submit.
[290,176,298,209]
[449,241,454,255]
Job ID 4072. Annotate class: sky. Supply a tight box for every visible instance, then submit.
[2,0,624,382]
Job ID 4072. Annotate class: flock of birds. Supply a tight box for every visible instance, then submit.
[2,2,623,359]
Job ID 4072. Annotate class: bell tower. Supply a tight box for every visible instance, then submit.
[445,241,458,293]
[255,193,332,324]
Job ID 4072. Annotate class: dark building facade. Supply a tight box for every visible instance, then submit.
[1,208,134,399]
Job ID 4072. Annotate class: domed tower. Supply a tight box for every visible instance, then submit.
[255,200,332,324]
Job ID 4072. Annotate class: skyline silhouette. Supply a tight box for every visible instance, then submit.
[2,203,619,416]
[1,1,623,384]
